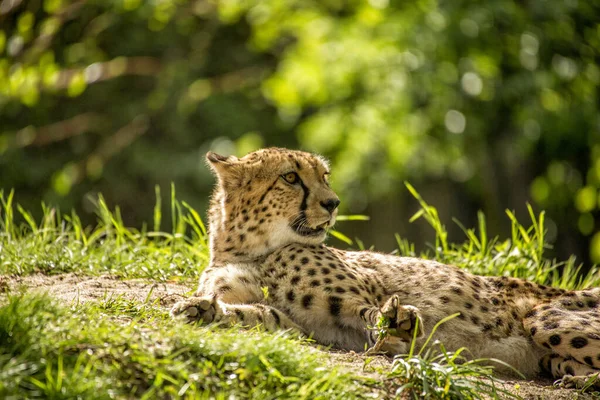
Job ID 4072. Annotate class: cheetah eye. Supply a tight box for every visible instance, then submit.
[323,172,330,185]
[282,172,300,184]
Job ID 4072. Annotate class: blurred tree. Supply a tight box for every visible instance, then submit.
[221,0,600,264]
[1,0,599,265]
[0,0,294,223]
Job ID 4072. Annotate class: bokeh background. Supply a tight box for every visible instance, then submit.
[1,0,600,266]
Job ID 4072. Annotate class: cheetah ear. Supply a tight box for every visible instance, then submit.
[206,151,241,180]
[207,152,234,164]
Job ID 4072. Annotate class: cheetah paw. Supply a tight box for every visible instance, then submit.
[170,296,221,324]
[381,295,423,342]
[554,375,576,389]
[555,374,600,389]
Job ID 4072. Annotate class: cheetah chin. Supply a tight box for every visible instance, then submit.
[171,147,600,389]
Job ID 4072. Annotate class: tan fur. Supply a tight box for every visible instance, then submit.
[172,148,600,386]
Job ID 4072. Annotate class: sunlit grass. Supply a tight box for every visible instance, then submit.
[0,294,365,399]
[1,184,597,398]
[403,182,600,289]
[382,314,520,399]
[0,185,208,281]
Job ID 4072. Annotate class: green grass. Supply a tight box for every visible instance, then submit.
[382,314,521,399]
[1,184,599,399]
[0,186,208,280]
[0,294,365,399]
[402,182,600,289]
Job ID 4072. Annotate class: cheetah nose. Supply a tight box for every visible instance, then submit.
[320,198,340,214]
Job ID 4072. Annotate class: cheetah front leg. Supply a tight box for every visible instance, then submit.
[360,295,424,354]
[170,296,305,334]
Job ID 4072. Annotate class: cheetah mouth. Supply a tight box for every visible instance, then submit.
[291,220,329,237]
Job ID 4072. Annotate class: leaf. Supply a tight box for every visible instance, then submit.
[329,229,353,245]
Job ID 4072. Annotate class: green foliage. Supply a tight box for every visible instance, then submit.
[226,0,600,199]
[0,0,286,227]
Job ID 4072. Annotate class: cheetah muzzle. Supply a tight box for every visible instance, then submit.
[291,213,330,237]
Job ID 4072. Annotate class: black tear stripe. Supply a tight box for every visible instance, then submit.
[298,177,310,211]
[258,178,279,204]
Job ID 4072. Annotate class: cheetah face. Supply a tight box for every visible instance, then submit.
[207,148,340,256]
[281,169,339,240]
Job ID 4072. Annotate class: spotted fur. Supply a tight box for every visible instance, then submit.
[172,148,600,386]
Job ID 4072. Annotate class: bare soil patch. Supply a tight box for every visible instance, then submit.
[2,273,598,399]
[1,273,191,307]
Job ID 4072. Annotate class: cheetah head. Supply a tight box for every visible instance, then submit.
[207,148,340,262]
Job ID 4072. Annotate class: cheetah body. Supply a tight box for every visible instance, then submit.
[172,148,600,387]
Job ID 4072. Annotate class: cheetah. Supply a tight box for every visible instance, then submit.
[171,147,600,389]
